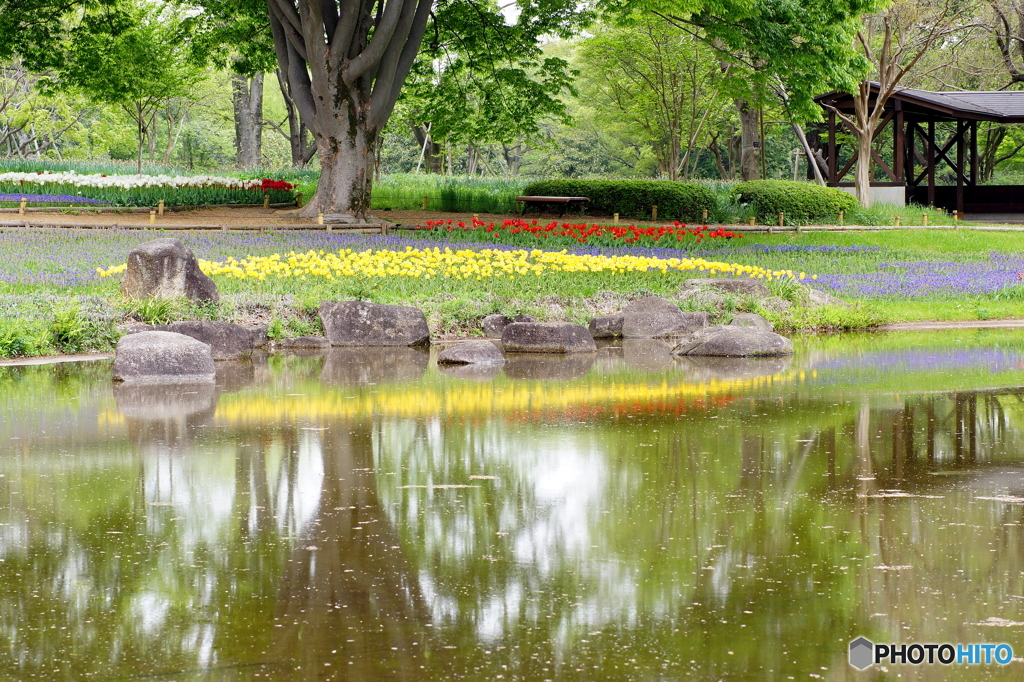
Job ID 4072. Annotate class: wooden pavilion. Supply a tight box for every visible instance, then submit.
[815,85,1024,216]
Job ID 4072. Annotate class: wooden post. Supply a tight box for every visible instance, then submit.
[317,212,324,225]
[421,195,429,210]
[651,205,658,221]
[295,192,303,208]
[956,119,965,218]
[701,209,708,223]
[827,109,837,184]
[748,217,755,227]
[149,210,156,224]
[613,213,619,224]
[18,197,26,215]
[838,211,844,226]
[894,215,901,227]
[263,194,270,209]
[158,199,165,216]
[778,212,784,227]
[927,118,936,207]
[894,101,905,183]
[922,214,928,226]
[969,121,978,186]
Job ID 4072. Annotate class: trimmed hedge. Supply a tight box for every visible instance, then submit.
[520,179,717,221]
[734,180,857,222]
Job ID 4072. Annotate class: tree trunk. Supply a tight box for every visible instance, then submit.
[735,98,760,181]
[412,125,442,173]
[466,143,479,175]
[305,84,376,217]
[273,68,311,167]
[855,128,873,208]
[232,72,264,169]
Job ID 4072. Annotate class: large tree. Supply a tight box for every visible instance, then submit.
[260,0,586,217]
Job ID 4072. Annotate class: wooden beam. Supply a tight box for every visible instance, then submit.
[870,148,899,183]
[894,102,905,182]
[969,121,978,186]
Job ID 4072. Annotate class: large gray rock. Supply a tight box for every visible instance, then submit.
[621,297,709,338]
[502,322,597,353]
[513,314,537,323]
[320,301,430,346]
[728,313,774,332]
[589,314,624,339]
[437,340,505,365]
[128,321,265,359]
[112,331,216,383]
[481,314,513,338]
[807,288,850,308]
[672,325,793,357]
[121,238,218,303]
[682,278,771,297]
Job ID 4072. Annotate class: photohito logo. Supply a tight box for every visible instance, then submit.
[849,637,1013,669]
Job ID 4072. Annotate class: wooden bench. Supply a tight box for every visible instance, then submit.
[515,196,589,217]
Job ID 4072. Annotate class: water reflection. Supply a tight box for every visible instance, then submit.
[502,352,595,380]
[321,347,429,386]
[2,331,1024,679]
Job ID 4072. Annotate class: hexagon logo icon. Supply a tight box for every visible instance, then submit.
[849,637,874,670]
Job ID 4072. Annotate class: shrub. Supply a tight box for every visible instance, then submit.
[734,180,856,222]
[520,179,717,221]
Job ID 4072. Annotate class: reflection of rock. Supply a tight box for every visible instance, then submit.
[622,339,675,372]
[677,354,792,382]
[113,381,218,445]
[503,353,595,381]
[502,322,596,353]
[112,331,216,383]
[439,363,503,381]
[321,347,429,386]
[320,300,430,346]
[215,355,270,393]
[437,340,504,365]
[673,326,793,357]
[121,237,218,302]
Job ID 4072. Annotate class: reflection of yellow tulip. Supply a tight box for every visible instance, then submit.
[205,373,798,424]
[97,246,804,282]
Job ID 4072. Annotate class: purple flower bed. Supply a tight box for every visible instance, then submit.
[814,253,1024,297]
[0,193,108,204]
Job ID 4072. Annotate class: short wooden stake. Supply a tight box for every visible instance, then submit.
[613,213,619,224]
[473,213,479,221]
[421,195,429,210]
[701,209,708,222]
[317,212,324,225]
[922,213,928,226]
[158,199,164,216]
[263,195,270,209]
[778,212,784,227]
[748,217,755,227]
[953,211,960,222]
[295,193,303,208]
[837,211,844,226]
[651,205,658,221]
[894,215,901,227]
[18,197,27,214]
[149,210,156,224]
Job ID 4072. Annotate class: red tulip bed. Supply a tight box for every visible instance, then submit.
[415,218,743,249]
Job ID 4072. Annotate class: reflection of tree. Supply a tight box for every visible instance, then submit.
[263,420,429,679]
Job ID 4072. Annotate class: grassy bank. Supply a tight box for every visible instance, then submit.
[1,225,1023,359]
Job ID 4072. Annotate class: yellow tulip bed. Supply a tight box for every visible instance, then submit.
[98,246,812,283]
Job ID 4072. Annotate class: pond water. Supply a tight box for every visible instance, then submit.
[2,331,1024,680]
